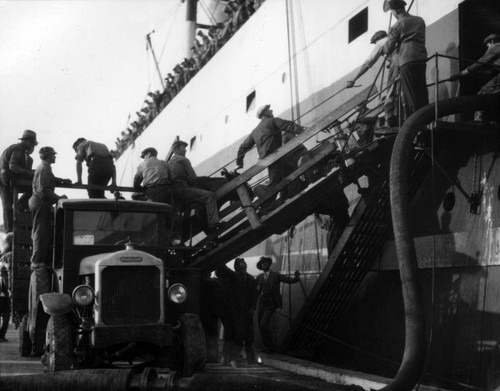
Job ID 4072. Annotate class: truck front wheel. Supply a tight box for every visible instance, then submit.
[43,315,75,372]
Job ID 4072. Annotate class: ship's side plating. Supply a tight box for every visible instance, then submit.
[115,1,500,389]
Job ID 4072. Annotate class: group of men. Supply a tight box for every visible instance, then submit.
[134,140,221,230]
[0,131,118,268]
[211,256,300,367]
[347,0,499,133]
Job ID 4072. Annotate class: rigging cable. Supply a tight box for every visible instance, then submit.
[199,0,217,26]
[285,0,298,124]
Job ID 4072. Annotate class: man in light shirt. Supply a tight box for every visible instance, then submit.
[134,147,172,204]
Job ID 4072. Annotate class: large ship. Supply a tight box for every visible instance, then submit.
[112,1,500,390]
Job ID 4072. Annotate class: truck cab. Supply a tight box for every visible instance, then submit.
[25,198,205,376]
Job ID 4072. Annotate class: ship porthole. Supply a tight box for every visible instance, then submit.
[443,192,455,212]
[282,72,287,83]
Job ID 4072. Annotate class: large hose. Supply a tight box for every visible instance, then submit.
[384,93,499,391]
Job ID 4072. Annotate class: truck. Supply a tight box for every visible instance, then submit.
[14,195,206,377]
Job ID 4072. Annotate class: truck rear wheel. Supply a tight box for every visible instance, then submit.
[179,313,206,377]
[19,314,32,357]
[44,315,74,372]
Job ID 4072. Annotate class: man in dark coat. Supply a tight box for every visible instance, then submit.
[216,258,258,366]
[383,0,428,120]
[255,256,300,353]
[450,33,500,123]
[236,104,304,210]
[167,140,220,230]
[29,147,69,269]
[0,265,10,342]
[73,137,116,199]
[0,130,38,232]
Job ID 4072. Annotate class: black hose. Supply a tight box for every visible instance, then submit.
[384,93,499,391]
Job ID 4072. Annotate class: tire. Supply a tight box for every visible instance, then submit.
[44,315,74,372]
[19,313,32,357]
[29,268,51,356]
[179,313,206,377]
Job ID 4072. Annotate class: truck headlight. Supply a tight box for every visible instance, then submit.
[170,233,182,246]
[72,285,95,307]
[168,284,187,304]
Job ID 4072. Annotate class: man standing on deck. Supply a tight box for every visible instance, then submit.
[29,147,69,269]
[346,30,400,130]
[0,130,38,233]
[450,33,500,124]
[382,0,428,125]
[236,104,304,211]
[256,256,300,353]
[73,138,117,199]
[133,147,172,204]
[166,140,221,231]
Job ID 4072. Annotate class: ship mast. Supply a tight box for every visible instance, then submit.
[184,0,198,59]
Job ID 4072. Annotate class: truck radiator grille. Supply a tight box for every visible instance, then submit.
[100,266,161,325]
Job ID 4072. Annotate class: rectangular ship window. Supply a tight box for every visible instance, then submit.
[246,90,256,113]
[348,7,368,43]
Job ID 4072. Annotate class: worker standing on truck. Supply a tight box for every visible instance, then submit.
[28,147,70,269]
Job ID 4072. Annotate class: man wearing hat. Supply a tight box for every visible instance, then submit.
[255,256,300,353]
[383,0,428,121]
[236,104,304,211]
[346,30,400,130]
[450,33,500,123]
[133,147,172,204]
[29,147,69,269]
[0,130,38,233]
[166,140,221,230]
[216,258,258,366]
[73,138,116,199]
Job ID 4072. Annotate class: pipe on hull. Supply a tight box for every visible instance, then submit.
[385,93,500,391]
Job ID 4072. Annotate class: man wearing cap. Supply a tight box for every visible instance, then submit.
[133,147,172,204]
[236,105,304,209]
[73,138,116,199]
[29,147,69,269]
[0,130,38,233]
[255,256,300,353]
[166,140,221,230]
[346,30,400,129]
[450,33,500,122]
[383,0,428,121]
[216,258,258,366]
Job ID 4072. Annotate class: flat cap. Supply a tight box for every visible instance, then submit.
[234,258,246,270]
[483,34,500,45]
[73,138,86,149]
[140,147,158,158]
[19,129,37,143]
[256,104,270,119]
[172,140,188,151]
[370,30,387,44]
[383,0,407,12]
[39,146,57,156]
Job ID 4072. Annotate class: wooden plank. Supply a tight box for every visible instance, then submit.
[236,185,260,229]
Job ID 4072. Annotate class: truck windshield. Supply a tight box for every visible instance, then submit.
[72,211,162,246]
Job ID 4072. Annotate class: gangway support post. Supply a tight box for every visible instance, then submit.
[235,185,260,229]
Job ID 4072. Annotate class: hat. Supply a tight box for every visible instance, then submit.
[140,147,158,158]
[172,140,188,151]
[256,256,273,270]
[19,130,37,143]
[39,146,57,156]
[370,30,387,44]
[234,258,246,271]
[73,138,86,149]
[256,104,271,119]
[483,34,500,45]
[383,0,407,12]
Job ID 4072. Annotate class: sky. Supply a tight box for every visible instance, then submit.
[0,0,216,220]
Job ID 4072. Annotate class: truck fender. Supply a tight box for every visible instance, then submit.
[40,293,73,316]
